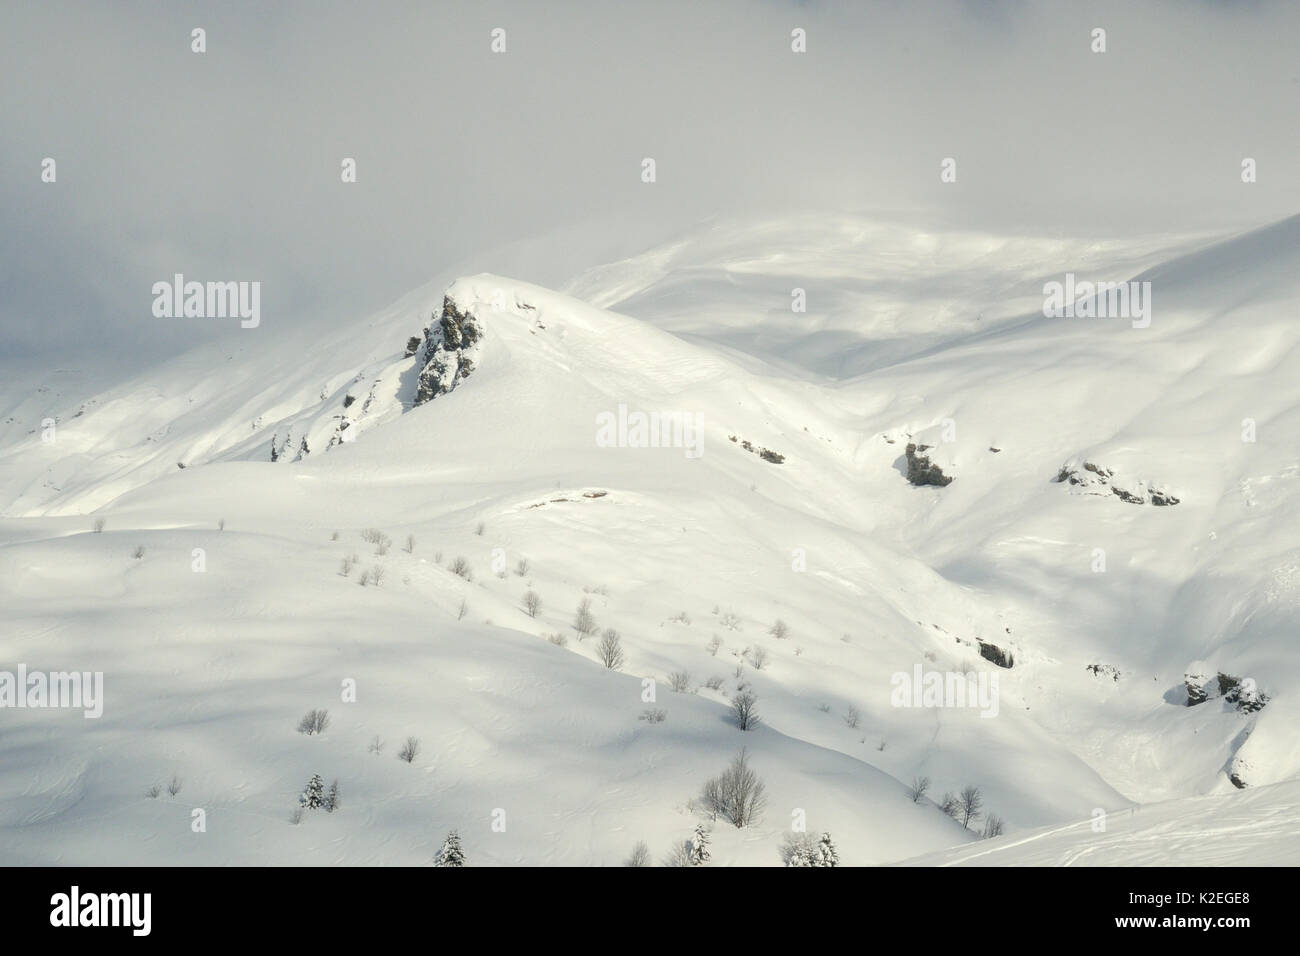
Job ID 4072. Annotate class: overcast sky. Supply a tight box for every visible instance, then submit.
[3,0,1298,360]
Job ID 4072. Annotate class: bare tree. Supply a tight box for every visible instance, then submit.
[369,565,385,587]
[940,792,959,819]
[404,534,416,553]
[457,598,468,620]
[700,775,724,821]
[573,597,597,639]
[909,775,931,803]
[475,521,485,536]
[132,545,145,559]
[625,841,651,867]
[398,737,420,763]
[597,629,625,670]
[450,556,472,579]
[707,635,723,656]
[515,557,529,576]
[731,690,759,731]
[145,784,161,799]
[748,646,769,670]
[368,735,384,755]
[167,775,183,797]
[981,814,1004,838]
[297,709,330,735]
[524,590,542,618]
[663,841,693,867]
[667,671,692,693]
[769,618,790,640]
[702,747,767,828]
[844,706,861,728]
[361,528,391,555]
[958,785,983,829]
[92,518,105,533]
[218,518,225,531]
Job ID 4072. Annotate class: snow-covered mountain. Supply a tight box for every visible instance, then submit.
[1,213,1297,866]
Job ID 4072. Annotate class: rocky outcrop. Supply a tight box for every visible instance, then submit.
[1054,459,1179,506]
[1086,663,1121,682]
[1184,663,1212,705]
[977,640,1014,668]
[905,443,953,486]
[728,435,786,465]
[1229,751,1255,789]
[1183,663,1268,712]
[1219,673,1269,713]
[413,294,484,407]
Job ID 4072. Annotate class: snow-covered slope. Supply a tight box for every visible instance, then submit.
[898,778,1300,867]
[1,213,1298,865]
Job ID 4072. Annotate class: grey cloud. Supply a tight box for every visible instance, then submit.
[2,0,1297,359]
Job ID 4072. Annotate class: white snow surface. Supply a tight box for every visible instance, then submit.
[1,213,1298,865]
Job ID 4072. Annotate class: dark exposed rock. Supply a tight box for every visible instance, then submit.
[1184,666,1211,705]
[413,295,484,407]
[1055,459,1178,506]
[1219,673,1269,713]
[404,336,421,357]
[1183,665,1267,712]
[1110,485,1145,505]
[977,640,1014,668]
[1086,663,1121,682]
[905,443,953,487]
[729,434,787,465]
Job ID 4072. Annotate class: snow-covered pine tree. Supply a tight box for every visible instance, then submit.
[689,823,711,865]
[815,832,839,867]
[434,829,465,867]
[301,774,325,810]
[324,779,339,812]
